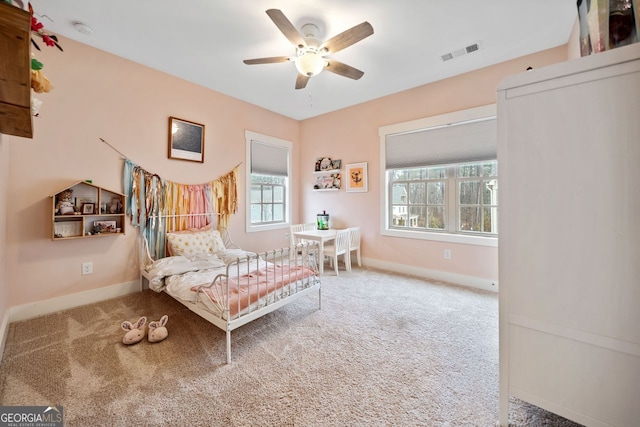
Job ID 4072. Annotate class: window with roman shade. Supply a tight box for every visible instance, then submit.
[379,105,498,246]
[245,131,292,232]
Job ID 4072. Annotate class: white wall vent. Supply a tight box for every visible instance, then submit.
[440,42,481,62]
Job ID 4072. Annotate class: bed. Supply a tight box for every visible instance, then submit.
[140,226,321,363]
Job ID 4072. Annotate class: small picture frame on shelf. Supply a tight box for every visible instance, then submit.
[94,220,117,233]
[82,203,95,215]
[168,116,205,163]
[346,162,368,192]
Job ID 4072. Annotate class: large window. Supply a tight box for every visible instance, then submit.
[245,131,292,232]
[389,161,498,236]
[380,105,498,246]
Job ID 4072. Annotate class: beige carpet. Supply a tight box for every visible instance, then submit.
[0,267,583,426]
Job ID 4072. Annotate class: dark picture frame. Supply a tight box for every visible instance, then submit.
[82,203,95,215]
[168,116,205,163]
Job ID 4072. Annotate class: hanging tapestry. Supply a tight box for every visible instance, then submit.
[123,159,238,259]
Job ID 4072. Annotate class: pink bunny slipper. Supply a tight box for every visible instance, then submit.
[148,315,168,343]
[121,316,147,345]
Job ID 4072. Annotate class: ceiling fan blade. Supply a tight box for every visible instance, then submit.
[243,56,291,65]
[266,9,306,49]
[295,74,310,89]
[325,60,365,80]
[322,21,373,54]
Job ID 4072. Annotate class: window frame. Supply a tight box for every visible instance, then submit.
[245,131,292,233]
[379,105,498,247]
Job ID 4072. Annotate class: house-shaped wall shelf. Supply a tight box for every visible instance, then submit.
[50,181,126,240]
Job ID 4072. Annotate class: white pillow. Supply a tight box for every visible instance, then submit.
[210,230,226,254]
[167,229,215,256]
[217,248,256,265]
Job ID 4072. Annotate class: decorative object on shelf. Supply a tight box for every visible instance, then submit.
[31,96,42,116]
[168,116,205,162]
[30,69,52,93]
[314,157,341,172]
[317,211,330,230]
[93,221,117,233]
[55,189,74,215]
[82,203,95,215]
[577,0,639,56]
[346,162,368,193]
[313,173,341,190]
[28,3,63,52]
[1,0,26,10]
[109,196,123,214]
[28,3,62,94]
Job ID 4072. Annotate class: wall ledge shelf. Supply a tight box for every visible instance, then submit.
[313,169,340,174]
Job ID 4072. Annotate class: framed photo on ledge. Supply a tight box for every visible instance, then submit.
[346,162,368,192]
[168,116,205,163]
[82,203,95,215]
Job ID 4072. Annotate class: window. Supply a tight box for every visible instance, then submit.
[245,131,292,232]
[250,174,285,224]
[389,160,498,235]
[379,105,498,246]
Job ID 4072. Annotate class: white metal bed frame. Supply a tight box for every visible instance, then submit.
[140,222,321,364]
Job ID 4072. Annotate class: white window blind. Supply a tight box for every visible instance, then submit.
[385,117,496,169]
[251,140,289,176]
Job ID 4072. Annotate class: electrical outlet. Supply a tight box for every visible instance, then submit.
[444,249,452,260]
[285,232,289,241]
[82,262,93,275]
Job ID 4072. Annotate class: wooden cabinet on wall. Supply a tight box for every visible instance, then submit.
[0,2,32,138]
[51,182,126,240]
[497,42,640,427]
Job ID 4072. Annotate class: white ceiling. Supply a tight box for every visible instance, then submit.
[29,0,577,120]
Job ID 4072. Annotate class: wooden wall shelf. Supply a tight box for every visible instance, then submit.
[0,2,33,138]
[51,181,126,240]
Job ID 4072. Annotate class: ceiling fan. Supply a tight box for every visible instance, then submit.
[243,9,374,89]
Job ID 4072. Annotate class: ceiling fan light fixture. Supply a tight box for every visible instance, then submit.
[295,52,325,77]
[244,10,374,88]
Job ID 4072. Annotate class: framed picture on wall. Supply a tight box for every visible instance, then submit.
[168,116,205,162]
[346,162,368,192]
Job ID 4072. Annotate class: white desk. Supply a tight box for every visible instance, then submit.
[293,229,337,274]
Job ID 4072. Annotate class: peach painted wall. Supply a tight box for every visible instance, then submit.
[5,36,300,307]
[299,46,569,283]
[4,34,571,309]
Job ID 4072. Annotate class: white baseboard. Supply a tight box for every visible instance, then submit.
[0,309,10,365]
[362,256,498,293]
[8,280,141,323]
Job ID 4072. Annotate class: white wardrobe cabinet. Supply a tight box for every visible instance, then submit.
[497,42,640,427]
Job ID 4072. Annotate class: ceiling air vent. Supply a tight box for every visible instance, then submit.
[440,42,481,62]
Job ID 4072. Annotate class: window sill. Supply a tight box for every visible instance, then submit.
[247,222,289,233]
[381,228,497,247]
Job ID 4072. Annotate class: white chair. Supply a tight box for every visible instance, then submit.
[290,223,304,246]
[323,229,350,276]
[347,227,361,269]
[302,222,316,231]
